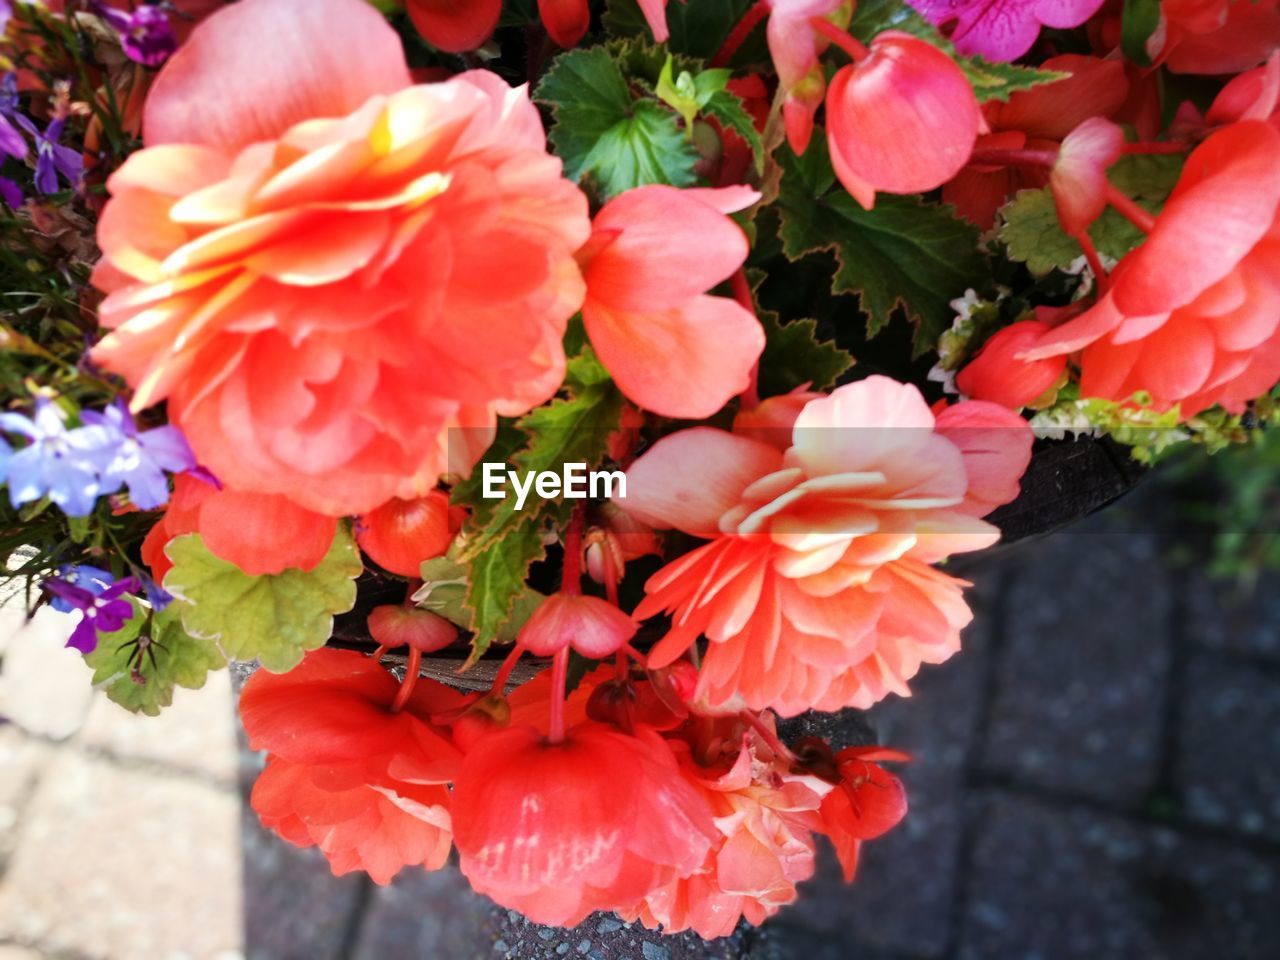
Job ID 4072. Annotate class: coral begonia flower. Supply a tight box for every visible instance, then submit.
[367,604,458,653]
[356,492,454,579]
[826,32,982,210]
[538,0,590,47]
[241,649,466,884]
[767,0,852,154]
[1160,0,1280,75]
[1205,53,1280,129]
[1022,121,1280,417]
[451,722,717,926]
[818,746,908,882]
[1049,117,1125,237]
[622,720,829,938]
[405,0,502,52]
[580,186,765,419]
[90,0,591,517]
[623,377,1032,716]
[955,320,1066,409]
[908,0,1106,61]
[142,472,338,578]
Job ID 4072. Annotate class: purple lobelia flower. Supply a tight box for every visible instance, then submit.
[0,176,21,207]
[907,0,1107,61]
[0,75,27,163]
[0,399,116,516]
[94,3,177,68]
[42,574,141,654]
[13,115,81,195]
[83,398,196,509]
[47,564,117,613]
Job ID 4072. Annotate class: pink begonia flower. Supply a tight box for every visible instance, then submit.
[1049,117,1126,237]
[767,0,852,154]
[622,376,1033,716]
[826,32,982,210]
[580,186,765,419]
[637,0,670,42]
[907,0,1107,62]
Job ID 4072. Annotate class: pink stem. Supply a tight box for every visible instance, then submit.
[1105,184,1157,233]
[967,147,1059,169]
[809,17,870,62]
[489,644,524,696]
[390,647,422,713]
[547,647,570,744]
[1121,141,1190,155]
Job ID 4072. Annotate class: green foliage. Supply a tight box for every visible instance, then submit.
[775,138,988,356]
[536,46,699,199]
[85,600,227,716]
[745,270,854,396]
[849,0,1066,102]
[417,556,545,644]
[603,0,757,60]
[1121,0,1162,66]
[999,154,1183,275]
[453,346,623,658]
[163,527,362,673]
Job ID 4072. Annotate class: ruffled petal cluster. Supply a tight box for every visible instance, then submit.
[1023,121,1280,417]
[624,377,1033,715]
[91,0,591,517]
[240,649,465,884]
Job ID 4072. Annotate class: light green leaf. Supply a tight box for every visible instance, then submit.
[776,139,987,355]
[536,46,699,199]
[85,600,227,716]
[164,526,362,673]
[418,556,545,643]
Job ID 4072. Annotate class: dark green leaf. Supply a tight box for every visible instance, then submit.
[603,0,756,59]
[1121,0,1162,66]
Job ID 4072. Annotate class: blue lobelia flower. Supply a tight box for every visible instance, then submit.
[0,399,116,516]
[13,115,81,195]
[47,564,117,614]
[83,398,196,509]
[42,574,141,654]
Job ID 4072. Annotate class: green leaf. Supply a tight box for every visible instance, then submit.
[164,527,362,672]
[455,346,623,656]
[702,89,765,173]
[1121,0,1162,66]
[536,46,699,199]
[997,189,1084,276]
[775,139,987,355]
[418,556,545,643]
[849,0,1066,103]
[656,55,731,133]
[84,600,227,717]
[758,312,854,396]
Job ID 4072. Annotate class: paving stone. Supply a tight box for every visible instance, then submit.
[958,791,1280,960]
[1184,572,1280,662]
[980,523,1172,808]
[0,606,96,740]
[351,863,493,960]
[77,670,239,783]
[0,726,49,871]
[1176,654,1280,841]
[0,752,242,960]
[240,812,366,960]
[0,946,49,959]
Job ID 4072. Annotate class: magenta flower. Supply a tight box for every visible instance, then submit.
[907,0,1107,61]
[93,3,177,68]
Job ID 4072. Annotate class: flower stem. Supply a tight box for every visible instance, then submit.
[1105,183,1157,233]
[1121,141,1190,155]
[1071,229,1110,294]
[548,646,570,744]
[740,710,796,763]
[390,646,422,713]
[562,508,585,597]
[966,147,1059,169]
[712,0,771,68]
[490,643,524,695]
[809,17,869,63]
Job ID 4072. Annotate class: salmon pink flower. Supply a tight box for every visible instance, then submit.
[241,649,466,884]
[908,0,1106,61]
[580,185,765,419]
[90,0,592,517]
[1022,121,1280,417]
[1048,117,1126,238]
[367,604,458,654]
[1159,0,1280,75]
[733,387,824,449]
[623,377,1032,715]
[767,0,852,154]
[517,592,638,659]
[622,717,829,938]
[826,32,982,210]
[356,492,455,579]
[405,0,502,52]
[451,722,717,926]
[955,320,1066,409]
[1205,53,1280,129]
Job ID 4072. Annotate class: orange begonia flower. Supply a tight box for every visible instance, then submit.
[91,0,592,517]
[623,377,1033,716]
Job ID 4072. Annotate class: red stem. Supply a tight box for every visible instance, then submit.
[1105,184,1157,233]
[809,17,869,62]
[390,647,422,713]
[740,710,796,763]
[371,644,389,661]
[490,644,524,695]
[711,0,771,68]
[1121,141,1190,155]
[547,646,570,744]
[561,508,585,597]
[1072,229,1110,294]
[967,147,1059,169]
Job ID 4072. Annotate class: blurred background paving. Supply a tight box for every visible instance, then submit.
[2,485,1279,959]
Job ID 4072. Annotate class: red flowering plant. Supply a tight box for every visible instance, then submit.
[1,0,1278,938]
